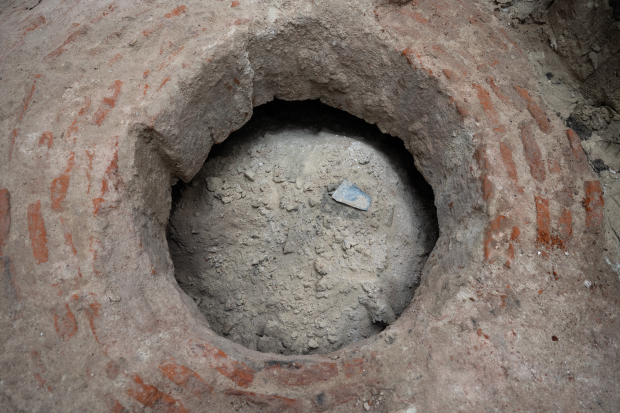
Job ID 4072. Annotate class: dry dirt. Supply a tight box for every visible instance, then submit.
[168,102,438,355]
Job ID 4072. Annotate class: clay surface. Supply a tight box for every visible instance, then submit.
[1,0,619,412]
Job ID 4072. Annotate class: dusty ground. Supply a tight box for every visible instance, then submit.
[1,0,619,412]
[168,101,438,355]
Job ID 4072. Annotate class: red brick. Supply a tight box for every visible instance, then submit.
[45,25,88,61]
[547,158,561,175]
[84,301,101,343]
[38,132,53,149]
[50,152,75,212]
[486,77,512,106]
[558,208,572,239]
[127,375,188,413]
[18,75,41,121]
[189,341,255,388]
[8,129,18,162]
[22,15,46,35]
[520,123,546,182]
[159,359,213,395]
[583,181,604,227]
[484,215,507,261]
[108,53,122,66]
[263,361,338,386]
[85,149,95,194]
[127,375,161,407]
[499,141,519,186]
[514,86,551,133]
[565,129,591,174]
[535,196,550,245]
[164,5,187,18]
[474,147,493,200]
[109,400,124,413]
[343,358,364,378]
[511,226,520,241]
[52,303,77,341]
[93,145,123,216]
[472,83,500,126]
[64,232,77,256]
[92,80,123,126]
[27,201,48,264]
[158,76,171,91]
[400,8,430,24]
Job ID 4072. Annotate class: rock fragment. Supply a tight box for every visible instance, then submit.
[244,170,256,181]
[314,259,329,275]
[332,179,371,211]
[206,176,223,191]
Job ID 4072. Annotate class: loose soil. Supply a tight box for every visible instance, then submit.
[167,101,438,355]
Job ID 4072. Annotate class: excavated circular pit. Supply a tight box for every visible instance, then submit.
[167,100,439,355]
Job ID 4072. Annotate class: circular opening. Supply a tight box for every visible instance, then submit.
[167,100,439,355]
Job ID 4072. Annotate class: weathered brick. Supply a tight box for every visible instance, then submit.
[520,123,545,182]
[27,201,48,264]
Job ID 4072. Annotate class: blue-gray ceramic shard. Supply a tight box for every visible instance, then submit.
[332,179,371,211]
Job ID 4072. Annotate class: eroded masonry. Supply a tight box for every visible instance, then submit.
[1,0,619,411]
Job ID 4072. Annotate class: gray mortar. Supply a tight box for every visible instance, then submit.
[167,107,438,355]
